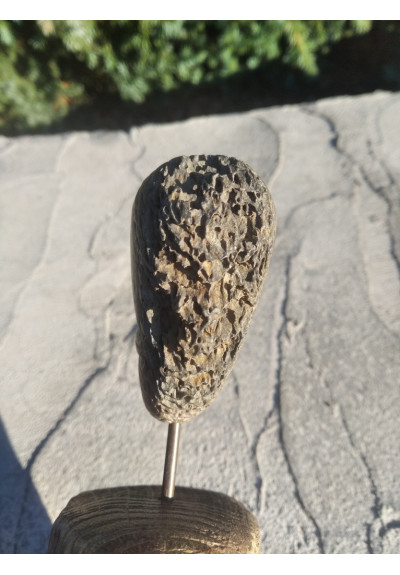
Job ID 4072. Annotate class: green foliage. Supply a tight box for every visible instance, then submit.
[0,20,372,132]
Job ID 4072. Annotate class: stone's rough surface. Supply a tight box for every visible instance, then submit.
[131,155,276,422]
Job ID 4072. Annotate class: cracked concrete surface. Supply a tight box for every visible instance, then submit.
[1,91,399,553]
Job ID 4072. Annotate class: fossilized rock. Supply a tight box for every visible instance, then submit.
[131,155,276,423]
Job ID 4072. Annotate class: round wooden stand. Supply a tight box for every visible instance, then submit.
[48,485,260,554]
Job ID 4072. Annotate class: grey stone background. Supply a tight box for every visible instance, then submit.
[0,91,399,553]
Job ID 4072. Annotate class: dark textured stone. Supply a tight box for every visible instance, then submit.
[131,155,276,422]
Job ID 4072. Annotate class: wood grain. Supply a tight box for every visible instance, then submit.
[48,486,260,553]
[131,155,276,422]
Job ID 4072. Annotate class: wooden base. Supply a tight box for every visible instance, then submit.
[48,485,260,554]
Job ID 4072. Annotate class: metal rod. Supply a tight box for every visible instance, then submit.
[161,422,181,500]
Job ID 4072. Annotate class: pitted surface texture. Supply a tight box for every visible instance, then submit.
[131,155,276,422]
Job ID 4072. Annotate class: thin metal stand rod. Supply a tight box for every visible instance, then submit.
[161,422,181,500]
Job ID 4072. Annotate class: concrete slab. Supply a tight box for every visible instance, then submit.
[0,91,399,553]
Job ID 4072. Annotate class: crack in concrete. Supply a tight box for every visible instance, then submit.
[251,405,276,514]
[12,358,111,553]
[313,104,399,275]
[123,323,137,343]
[0,136,75,350]
[231,371,274,513]
[128,128,147,185]
[87,219,107,260]
[351,172,400,339]
[303,333,316,372]
[362,138,400,282]
[289,108,400,546]
[115,323,137,383]
[283,192,341,232]
[305,106,400,339]
[275,250,325,553]
[301,105,354,179]
[379,520,400,539]
[78,135,141,364]
[373,98,400,269]
[253,115,282,188]
[308,323,386,555]
[337,406,384,554]
[10,132,138,551]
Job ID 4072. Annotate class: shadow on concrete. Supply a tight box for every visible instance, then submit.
[0,417,51,553]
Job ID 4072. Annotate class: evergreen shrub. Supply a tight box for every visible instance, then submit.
[0,20,372,132]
